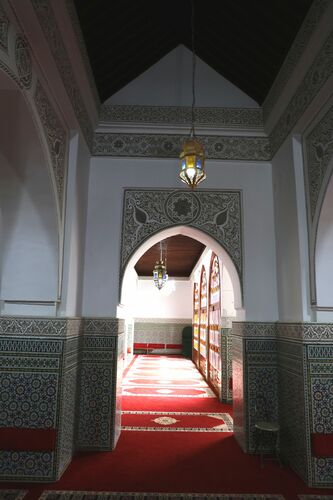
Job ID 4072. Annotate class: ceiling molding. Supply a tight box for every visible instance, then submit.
[270,28,333,157]
[263,0,329,123]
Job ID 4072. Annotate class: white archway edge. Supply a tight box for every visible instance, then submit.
[120,225,243,314]
[315,163,333,311]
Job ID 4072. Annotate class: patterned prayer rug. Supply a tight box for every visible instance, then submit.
[122,356,215,398]
[298,497,333,499]
[0,491,27,500]
[122,410,233,432]
[39,492,286,500]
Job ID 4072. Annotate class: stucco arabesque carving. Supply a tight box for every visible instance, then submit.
[121,189,242,288]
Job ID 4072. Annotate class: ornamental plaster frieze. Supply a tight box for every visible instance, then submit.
[121,189,243,290]
[93,132,270,161]
[263,0,329,123]
[270,28,333,157]
[0,1,9,52]
[100,105,263,131]
[303,100,333,305]
[0,1,67,223]
[304,103,333,222]
[34,81,67,208]
[31,0,94,149]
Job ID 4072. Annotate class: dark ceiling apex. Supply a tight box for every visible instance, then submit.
[74,0,313,104]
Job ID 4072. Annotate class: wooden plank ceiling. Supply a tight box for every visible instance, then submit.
[134,235,205,278]
[74,0,313,104]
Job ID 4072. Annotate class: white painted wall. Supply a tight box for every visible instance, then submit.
[0,89,58,303]
[58,132,91,316]
[82,156,278,321]
[132,278,192,319]
[105,45,259,108]
[272,137,306,321]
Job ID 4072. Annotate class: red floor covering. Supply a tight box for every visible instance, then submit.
[2,355,333,500]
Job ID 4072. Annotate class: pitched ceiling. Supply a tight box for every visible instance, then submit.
[134,235,205,278]
[74,0,313,105]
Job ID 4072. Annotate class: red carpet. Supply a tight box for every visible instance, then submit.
[2,355,333,500]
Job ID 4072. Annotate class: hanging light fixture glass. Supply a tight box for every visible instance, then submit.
[179,0,206,189]
[153,241,168,290]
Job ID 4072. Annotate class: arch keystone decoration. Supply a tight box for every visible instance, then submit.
[120,188,243,292]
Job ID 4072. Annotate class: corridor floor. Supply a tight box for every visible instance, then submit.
[2,355,333,500]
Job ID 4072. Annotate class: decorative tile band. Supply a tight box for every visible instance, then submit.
[277,323,333,342]
[100,105,263,130]
[83,318,125,335]
[93,133,270,161]
[134,317,191,324]
[232,322,277,338]
[0,318,81,337]
[38,493,286,500]
[0,491,27,500]
[121,189,242,290]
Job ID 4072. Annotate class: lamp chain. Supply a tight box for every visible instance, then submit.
[190,0,196,138]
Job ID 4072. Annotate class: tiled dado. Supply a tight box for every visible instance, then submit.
[277,323,333,488]
[232,322,278,454]
[76,318,125,451]
[134,318,191,353]
[221,328,233,403]
[233,321,333,487]
[0,317,82,482]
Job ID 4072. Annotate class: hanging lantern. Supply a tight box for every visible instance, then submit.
[179,0,206,189]
[180,138,206,188]
[153,241,168,290]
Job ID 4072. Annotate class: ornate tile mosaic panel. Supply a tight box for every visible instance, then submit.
[0,372,58,428]
[232,335,246,451]
[0,317,82,482]
[76,318,123,451]
[134,321,189,347]
[121,189,242,288]
[232,323,278,454]
[0,451,54,481]
[221,328,232,403]
[277,340,308,483]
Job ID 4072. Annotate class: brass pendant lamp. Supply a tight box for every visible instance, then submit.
[179,0,206,189]
[153,241,168,290]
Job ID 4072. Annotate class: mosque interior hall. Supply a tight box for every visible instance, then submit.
[0,1,333,499]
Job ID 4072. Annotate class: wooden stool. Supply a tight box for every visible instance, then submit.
[254,420,280,468]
